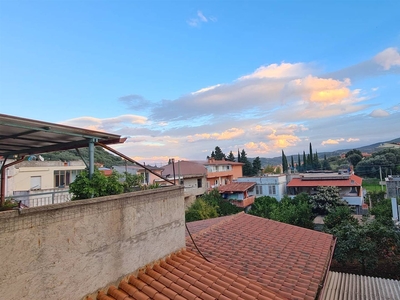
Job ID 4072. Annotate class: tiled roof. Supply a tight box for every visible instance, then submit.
[161,161,207,177]
[95,250,287,300]
[186,213,336,300]
[320,271,400,300]
[287,174,362,187]
[184,215,236,237]
[218,182,255,193]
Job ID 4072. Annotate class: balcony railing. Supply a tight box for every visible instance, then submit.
[8,190,71,208]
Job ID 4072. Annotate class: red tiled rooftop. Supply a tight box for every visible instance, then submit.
[97,249,288,300]
[287,174,362,187]
[186,213,335,300]
[218,182,255,193]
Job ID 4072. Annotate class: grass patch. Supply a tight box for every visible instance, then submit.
[362,178,386,192]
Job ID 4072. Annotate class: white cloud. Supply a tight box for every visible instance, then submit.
[369,109,390,117]
[374,47,400,70]
[187,10,216,27]
[346,138,360,142]
[197,11,208,22]
[239,62,312,80]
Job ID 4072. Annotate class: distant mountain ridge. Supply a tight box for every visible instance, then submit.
[251,137,400,166]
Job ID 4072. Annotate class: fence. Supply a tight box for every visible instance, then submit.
[10,190,71,207]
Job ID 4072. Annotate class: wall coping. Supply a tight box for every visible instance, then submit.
[0,185,183,220]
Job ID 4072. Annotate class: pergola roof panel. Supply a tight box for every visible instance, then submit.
[0,114,125,157]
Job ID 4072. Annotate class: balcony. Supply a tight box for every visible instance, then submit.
[229,195,255,208]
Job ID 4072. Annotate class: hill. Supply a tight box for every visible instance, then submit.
[251,137,400,166]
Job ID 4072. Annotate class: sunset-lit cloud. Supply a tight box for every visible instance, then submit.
[187,128,244,142]
[321,138,345,146]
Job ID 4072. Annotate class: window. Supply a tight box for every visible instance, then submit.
[31,176,41,190]
[197,178,202,188]
[54,170,81,187]
[256,185,263,194]
[268,185,276,195]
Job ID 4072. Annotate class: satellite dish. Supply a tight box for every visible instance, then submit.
[38,155,44,161]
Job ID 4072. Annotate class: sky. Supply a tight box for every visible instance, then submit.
[1,0,399,165]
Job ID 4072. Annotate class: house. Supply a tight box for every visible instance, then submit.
[2,159,86,207]
[237,174,287,201]
[158,160,207,208]
[218,181,256,209]
[385,175,400,199]
[202,158,243,189]
[287,173,364,207]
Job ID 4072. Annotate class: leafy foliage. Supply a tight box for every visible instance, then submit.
[185,189,241,222]
[69,169,124,200]
[185,199,218,222]
[326,220,400,274]
[370,198,398,227]
[249,193,314,229]
[208,146,226,160]
[355,148,400,178]
[323,206,358,230]
[122,172,144,192]
[309,186,348,215]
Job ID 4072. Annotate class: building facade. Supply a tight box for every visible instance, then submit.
[237,175,287,201]
[203,158,243,189]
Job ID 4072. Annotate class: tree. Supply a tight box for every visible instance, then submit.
[250,194,314,229]
[370,198,398,227]
[263,165,275,174]
[309,186,348,215]
[213,146,226,160]
[226,151,235,162]
[237,149,241,162]
[185,189,241,221]
[281,150,288,173]
[252,156,262,175]
[327,220,400,275]
[69,169,124,200]
[122,172,144,192]
[345,149,362,158]
[347,153,362,168]
[309,143,314,168]
[240,149,253,176]
[291,156,294,171]
[323,206,358,230]
[303,151,307,171]
[322,154,332,170]
[249,196,279,218]
[185,198,218,222]
[297,154,301,172]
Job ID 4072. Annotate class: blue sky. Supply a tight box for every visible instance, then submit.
[1,0,399,164]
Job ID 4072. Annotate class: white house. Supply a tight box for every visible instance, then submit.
[237,174,287,201]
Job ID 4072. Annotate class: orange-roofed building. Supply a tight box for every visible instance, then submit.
[202,158,243,189]
[218,181,256,208]
[287,173,364,207]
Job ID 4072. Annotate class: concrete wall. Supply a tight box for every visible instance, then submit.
[0,186,185,300]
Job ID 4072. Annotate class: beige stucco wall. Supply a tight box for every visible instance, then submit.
[7,160,86,194]
[0,186,185,300]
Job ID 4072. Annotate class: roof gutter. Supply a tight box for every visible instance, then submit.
[317,236,337,300]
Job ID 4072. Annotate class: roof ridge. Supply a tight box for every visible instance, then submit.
[185,212,244,239]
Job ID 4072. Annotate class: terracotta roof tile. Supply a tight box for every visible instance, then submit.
[186,212,335,300]
[97,249,287,300]
[218,182,255,193]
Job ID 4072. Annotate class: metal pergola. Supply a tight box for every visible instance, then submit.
[0,114,173,205]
